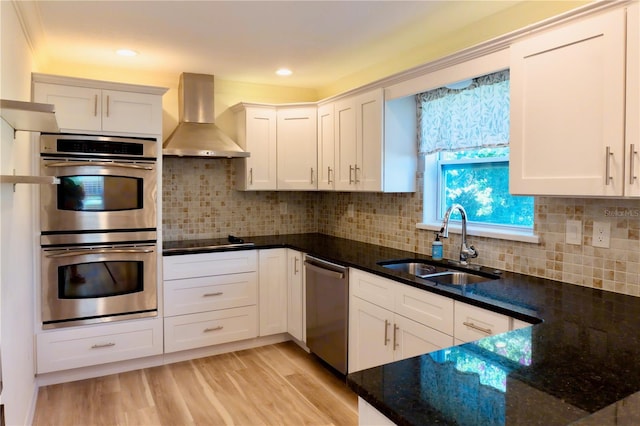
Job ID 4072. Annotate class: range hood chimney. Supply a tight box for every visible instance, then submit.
[162,73,249,158]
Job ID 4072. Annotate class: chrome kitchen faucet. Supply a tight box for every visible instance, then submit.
[440,204,478,265]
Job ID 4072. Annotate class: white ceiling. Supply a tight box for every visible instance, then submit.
[18,1,523,89]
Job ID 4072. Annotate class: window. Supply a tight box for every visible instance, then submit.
[417,70,536,241]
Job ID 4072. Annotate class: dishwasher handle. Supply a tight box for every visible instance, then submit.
[304,259,347,280]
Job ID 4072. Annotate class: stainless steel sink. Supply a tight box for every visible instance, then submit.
[378,259,498,285]
[420,270,494,285]
[379,261,449,277]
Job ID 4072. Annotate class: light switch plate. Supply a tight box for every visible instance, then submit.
[592,221,611,248]
[565,220,582,245]
[347,204,355,218]
[279,202,287,215]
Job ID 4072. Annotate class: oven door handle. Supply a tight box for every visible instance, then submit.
[44,161,154,171]
[46,248,155,258]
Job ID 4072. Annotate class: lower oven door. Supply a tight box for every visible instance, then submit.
[41,243,157,328]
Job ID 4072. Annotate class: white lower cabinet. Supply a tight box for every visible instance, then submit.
[163,250,259,353]
[348,269,454,373]
[258,249,288,336]
[358,397,396,426]
[36,317,163,374]
[287,249,305,342]
[454,301,511,343]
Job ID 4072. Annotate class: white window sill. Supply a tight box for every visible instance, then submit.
[417,221,540,244]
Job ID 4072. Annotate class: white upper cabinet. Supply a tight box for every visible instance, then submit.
[277,106,318,190]
[32,74,165,135]
[234,104,278,190]
[317,103,336,190]
[335,89,383,191]
[626,2,640,197]
[509,8,632,196]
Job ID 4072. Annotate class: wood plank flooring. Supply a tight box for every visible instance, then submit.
[32,341,359,426]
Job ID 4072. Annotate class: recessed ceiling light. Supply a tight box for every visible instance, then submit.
[276,68,292,76]
[116,49,138,57]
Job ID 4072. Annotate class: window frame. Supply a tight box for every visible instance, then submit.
[419,152,540,243]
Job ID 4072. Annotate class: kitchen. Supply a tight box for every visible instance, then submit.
[2,1,640,425]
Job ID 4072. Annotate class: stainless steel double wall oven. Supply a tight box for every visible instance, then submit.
[40,134,158,328]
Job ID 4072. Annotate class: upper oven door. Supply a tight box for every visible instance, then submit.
[40,158,157,233]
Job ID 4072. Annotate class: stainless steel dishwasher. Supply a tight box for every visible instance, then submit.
[304,255,349,375]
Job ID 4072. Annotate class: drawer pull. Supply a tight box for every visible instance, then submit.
[462,321,492,335]
[203,292,223,297]
[204,326,224,332]
[91,342,115,349]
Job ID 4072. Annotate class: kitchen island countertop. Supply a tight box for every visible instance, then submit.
[164,233,640,425]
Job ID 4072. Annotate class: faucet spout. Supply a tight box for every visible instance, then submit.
[441,204,478,265]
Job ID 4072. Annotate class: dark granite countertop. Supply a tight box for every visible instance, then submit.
[163,233,640,425]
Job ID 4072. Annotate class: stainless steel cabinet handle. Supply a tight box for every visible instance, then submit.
[328,166,333,184]
[605,146,613,185]
[91,342,115,349]
[94,94,98,117]
[310,167,314,184]
[106,95,110,117]
[462,321,492,335]
[393,324,399,349]
[630,144,637,184]
[384,319,390,346]
[294,257,299,274]
[349,165,354,184]
[355,165,361,184]
[204,326,224,332]
[47,248,154,258]
[45,161,154,170]
[203,292,223,297]
[249,168,253,185]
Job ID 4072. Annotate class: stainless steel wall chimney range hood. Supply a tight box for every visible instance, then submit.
[162,73,249,158]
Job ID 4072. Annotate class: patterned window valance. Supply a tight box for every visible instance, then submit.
[416,70,510,155]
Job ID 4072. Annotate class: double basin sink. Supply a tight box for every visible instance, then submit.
[378,259,499,286]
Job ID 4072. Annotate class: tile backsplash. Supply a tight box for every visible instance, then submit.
[163,160,639,297]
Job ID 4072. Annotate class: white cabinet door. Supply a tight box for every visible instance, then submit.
[317,103,336,190]
[258,249,288,336]
[350,268,396,311]
[393,315,453,362]
[277,106,317,190]
[101,90,162,134]
[334,97,358,190]
[349,296,394,372]
[626,2,640,197]
[33,83,102,131]
[33,83,162,135]
[510,8,626,196]
[356,88,384,191]
[454,301,510,343]
[287,249,305,341]
[235,105,278,190]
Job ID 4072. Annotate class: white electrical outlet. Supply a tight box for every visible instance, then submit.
[565,220,582,245]
[279,202,287,215]
[347,204,355,218]
[592,221,611,248]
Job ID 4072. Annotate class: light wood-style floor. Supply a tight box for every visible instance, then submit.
[33,341,358,426]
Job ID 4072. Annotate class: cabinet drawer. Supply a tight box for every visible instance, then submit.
[454,301,510,343]
[164,272,257,316]
[163,250,257,280]
[394,284,454,335]
[36,318,163,374]
[164,306,258,353]
[350,269,396,310]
